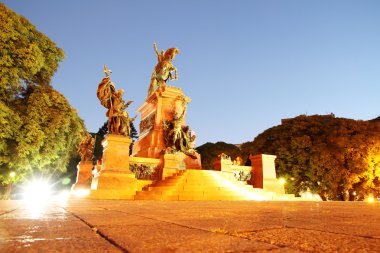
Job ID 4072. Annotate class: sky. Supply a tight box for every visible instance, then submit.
[3,1,380,146]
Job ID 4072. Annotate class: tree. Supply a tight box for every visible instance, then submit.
[93,121,108,161]
[241,115,380,201]
[0,4,85,199]
[0,3,64,101]
[93,120,138,160]
[197,142,242,170]
[129,122,138,155]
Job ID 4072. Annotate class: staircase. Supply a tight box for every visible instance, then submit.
[135,170,296,200]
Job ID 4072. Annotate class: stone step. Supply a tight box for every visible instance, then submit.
[134,169,287,201]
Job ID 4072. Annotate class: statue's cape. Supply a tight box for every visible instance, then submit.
[97,76,116,109]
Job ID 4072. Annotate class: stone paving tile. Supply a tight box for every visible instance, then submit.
[69,200,380,252]
[0,203,122,253]
[3,200,380,252]
[96,223,280,253]
[235,227,380,253]
[0,200,21,215]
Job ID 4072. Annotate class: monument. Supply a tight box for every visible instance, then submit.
[132,43,202,174]
[79,42,290,201]
[90,66,138,199]
[72,133,94,191]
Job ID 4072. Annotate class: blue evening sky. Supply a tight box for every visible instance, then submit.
[3,1,380,146]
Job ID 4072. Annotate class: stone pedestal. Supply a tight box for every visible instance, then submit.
[101,134,132,172]
[184,152,202,170]
[249,154,285,194]
[162,153,181,179]
[72,161,93,191]
[213,157,233,171]
[133,86,187,158]
[132,85,201,169]
[90,134,138,199]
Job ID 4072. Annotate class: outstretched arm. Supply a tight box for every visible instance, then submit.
[154,42,159,57]
[179,105,186,120]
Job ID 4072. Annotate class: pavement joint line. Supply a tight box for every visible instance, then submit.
[282,225,380,240]
[247,214,380,240]
[99,207,296,250]
[62,207,130,253]
[0,208,17,216]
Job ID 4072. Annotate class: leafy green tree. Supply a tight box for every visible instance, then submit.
[93,121,108,161]
[0,4,84,199]
[129,122,138,155]
[197,142,242,170]
[241,115,380,201]
[0,3,64,101]
[93,120,138,160]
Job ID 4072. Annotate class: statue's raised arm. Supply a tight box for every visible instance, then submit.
[154,42,164,63]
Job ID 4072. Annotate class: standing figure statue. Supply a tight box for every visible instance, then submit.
[148,42,180,96]
[163,96,198,158]
[171,104,186,150]
[97,65,135,136]
[78,133,95,162]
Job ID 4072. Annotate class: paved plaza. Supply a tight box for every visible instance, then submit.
[1,199,380,252]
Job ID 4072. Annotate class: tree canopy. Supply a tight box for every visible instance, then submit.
[197,115,380,201]
[0,3,64,101]
[240,115,380,201]
[197,142,241,170]
[0,4,85,198]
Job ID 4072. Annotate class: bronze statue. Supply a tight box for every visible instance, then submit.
[163,96,198,158]
[78,133,95,162]
[97,65,135,136]
[148,42,179,96]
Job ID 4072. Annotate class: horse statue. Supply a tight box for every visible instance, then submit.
[148,42,179,96]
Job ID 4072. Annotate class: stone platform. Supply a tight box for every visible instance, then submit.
[1,200,380,252]
[135,169,294,201]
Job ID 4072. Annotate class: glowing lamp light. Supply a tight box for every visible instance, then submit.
[73,189,90,198]
[23,179,52,202]
[22,178,53,218]
[367,196,375,203]
[9,171,16,178]
[279,178,286,185]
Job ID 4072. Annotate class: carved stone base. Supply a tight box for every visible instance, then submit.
[162,153,181,179]
[90,134,138,199]
[101,134,132,172]
[72,161,93,191]
[133,86,192,157]
[183,152,202,170]
[90,171,138,199]
[249,154,285,194]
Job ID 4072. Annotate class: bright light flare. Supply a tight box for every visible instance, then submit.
[23,179,52,202]
[367,196,375,203]
[279,178,286,185]
[22,179,53,219]
[9,171,16,178]
[72,189,90,198]
[55,190,71,201]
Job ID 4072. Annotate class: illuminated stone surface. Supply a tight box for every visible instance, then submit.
[250,154,285,194]
[89,135,138,200]
[1,200,380,252]
[133,86,187,158]
[132,86,201,169]
[135,169,293,200]
[72,161,93,191]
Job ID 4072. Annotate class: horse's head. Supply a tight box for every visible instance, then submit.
[164,48,179,61]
